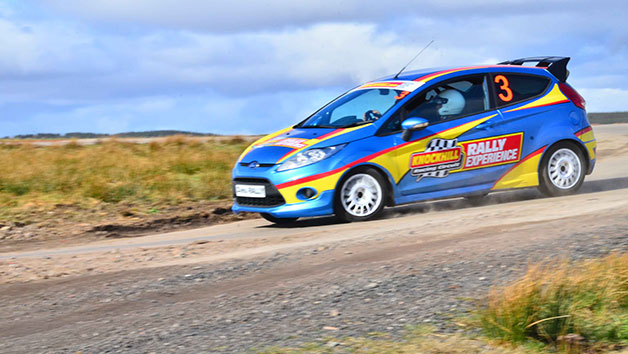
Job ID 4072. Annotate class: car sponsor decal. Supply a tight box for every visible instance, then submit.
[261,137,309,149]
[409,138,463,181]
[407,132,523,182]
[459,132,523,170]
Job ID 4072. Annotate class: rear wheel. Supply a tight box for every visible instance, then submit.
[335,168,387,222]
[538,142,585,197]
[260,213,298,224]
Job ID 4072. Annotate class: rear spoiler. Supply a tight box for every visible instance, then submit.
[498,56,570,82]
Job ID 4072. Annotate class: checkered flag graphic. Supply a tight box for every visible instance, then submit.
[414,138,459,181]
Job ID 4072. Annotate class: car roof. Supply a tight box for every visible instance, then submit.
[376,65,553,83]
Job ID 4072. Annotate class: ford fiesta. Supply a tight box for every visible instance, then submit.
[232,56,596,224]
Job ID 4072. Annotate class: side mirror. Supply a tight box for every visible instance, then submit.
[401,117,429,141]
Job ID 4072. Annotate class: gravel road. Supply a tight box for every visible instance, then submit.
[1,124,628,353]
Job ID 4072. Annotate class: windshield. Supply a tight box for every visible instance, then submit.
[298,88,405,128]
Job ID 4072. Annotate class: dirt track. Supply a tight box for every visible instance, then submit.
[2,124,628,353]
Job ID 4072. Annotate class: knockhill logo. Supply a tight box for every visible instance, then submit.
[410,138,463,181]
[409,133,524,182]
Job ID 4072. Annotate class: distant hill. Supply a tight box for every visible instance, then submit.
[5,130,216,139]
[4,113,628,139]
[587,112,628,125]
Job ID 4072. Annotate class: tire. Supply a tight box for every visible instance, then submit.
[538,141,586,197]
[260,213,298,224]
[334,168,387,222]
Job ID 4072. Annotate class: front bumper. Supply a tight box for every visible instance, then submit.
[232,189,335,218]
[231,161,338,218]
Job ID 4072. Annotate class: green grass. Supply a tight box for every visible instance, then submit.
[479,253,628,351]
[0,136,250,223]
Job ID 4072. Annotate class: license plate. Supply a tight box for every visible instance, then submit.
[235,184,266,198]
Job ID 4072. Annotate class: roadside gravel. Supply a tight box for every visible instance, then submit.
[2,209,628,353]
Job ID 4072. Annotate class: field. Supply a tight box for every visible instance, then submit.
[0,136,256,245]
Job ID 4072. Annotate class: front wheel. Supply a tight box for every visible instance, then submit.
[538,142,586,197]
[260,213,298,224]
[335,168,387,222]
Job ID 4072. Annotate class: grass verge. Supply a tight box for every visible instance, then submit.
[0,136,250,224]
[257,253,628,353]
[256,325,531,353]
[480,252,628,352]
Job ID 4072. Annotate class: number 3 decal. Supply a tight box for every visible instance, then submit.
[494,75,513,102]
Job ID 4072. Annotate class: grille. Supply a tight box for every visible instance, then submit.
[233,178,286,207]
[239,162,275,168]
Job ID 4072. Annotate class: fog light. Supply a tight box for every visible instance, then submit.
[296,187,317,200]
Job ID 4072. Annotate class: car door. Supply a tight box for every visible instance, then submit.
[380,74,513,200]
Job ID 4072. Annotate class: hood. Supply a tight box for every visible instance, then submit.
[240,126,368,164]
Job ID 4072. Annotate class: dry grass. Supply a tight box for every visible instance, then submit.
[0,136,249,223]
[480,253,628,351]
[257,326,533,353]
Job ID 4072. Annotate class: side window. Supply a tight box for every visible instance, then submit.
[379,75,489,134]
[492,74,550,107]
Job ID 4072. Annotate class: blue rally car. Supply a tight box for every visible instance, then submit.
[232,56,597,224]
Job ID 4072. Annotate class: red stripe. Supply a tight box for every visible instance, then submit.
[276,120,476,190]
[316,128,344,140]
[575,126,592,137]
[491,145,547,189]
[277,149,296,162]
[521,99,570,110]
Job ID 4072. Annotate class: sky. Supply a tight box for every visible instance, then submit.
[1,0,627,137]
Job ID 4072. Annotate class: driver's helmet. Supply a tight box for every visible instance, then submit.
[434,89,465,116]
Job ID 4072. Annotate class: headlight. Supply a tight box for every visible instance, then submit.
[276,144,346,172]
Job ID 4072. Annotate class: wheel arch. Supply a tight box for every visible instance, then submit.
[539,138,589,174]
[334,163,396,206]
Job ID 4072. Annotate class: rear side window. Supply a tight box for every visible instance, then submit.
[492,74,550,107]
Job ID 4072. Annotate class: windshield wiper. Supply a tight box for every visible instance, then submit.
[339,121,373,128]
[298,124,338,129]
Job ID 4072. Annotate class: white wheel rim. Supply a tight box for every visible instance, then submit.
[547,148,581,190]
[341,174,383,217]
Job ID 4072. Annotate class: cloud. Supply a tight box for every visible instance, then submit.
[1,1,628,136]
[40,0,624,34]
[1,89,339,137]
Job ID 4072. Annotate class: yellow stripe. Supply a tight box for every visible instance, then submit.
[585,140,597,160]
[381,115,496,183]
[276,125,370,163]
[578,131,595,143]
[237,126,293,162]
[505,84,568,113]
[279,115,496,204]
[491,153,543,190]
